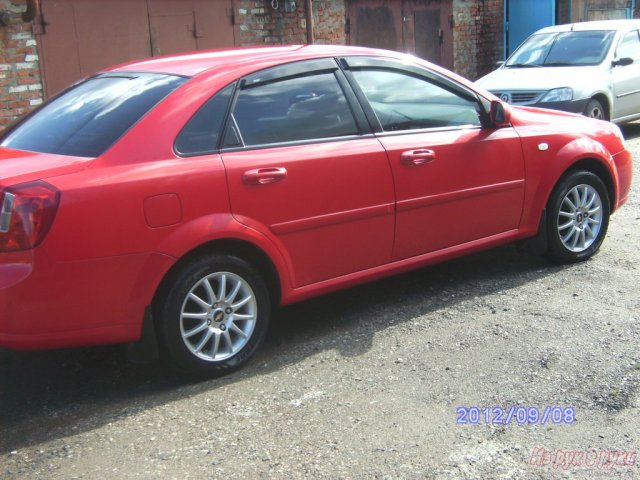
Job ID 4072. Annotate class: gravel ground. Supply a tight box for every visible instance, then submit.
[1,123,639,480]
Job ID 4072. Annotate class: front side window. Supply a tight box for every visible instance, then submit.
[506,30,616,67]
[1,73,187,158]
[228,72,358,147]
[616,30,640,61]
[352,69,481,131]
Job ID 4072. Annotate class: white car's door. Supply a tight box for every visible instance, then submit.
[611,29,640,121]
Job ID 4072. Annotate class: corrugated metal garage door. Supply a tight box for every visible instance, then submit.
[37,0,236,97]
[347,0,454,70]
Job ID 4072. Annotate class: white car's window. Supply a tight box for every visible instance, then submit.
[507,30,616,67]
[506,34,557,66]
[352,69,481,131]
[616,30,640,61]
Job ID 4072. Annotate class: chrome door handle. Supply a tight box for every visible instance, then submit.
[242,167,288,185]
[401,149,435,166]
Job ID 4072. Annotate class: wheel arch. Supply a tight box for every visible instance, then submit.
[152,238,283,312]
[589,93,611,121]
[559,157,615,213]
[521,146,617,240]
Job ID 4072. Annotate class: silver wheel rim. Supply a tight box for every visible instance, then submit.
[180,272,257,362]
[587,104,603,120]
[557,184,603,253]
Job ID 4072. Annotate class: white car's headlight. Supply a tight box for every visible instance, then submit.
[540,87,573,103]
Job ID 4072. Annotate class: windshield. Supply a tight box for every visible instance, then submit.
[0,73,187,157]
[506,30,615,67]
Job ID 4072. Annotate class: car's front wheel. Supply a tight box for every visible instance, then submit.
[546,171,610,263]
[155,254,270,376]
[583,99,606,120]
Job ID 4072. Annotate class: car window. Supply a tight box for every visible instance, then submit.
[507,30,616,67]
[175,84,234,156]
[0,73,187,158]
[507,33,557,66]
[227,72,358,147]
[351,69,481,131]
[616,30,640,61]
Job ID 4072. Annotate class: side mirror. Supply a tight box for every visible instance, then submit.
[490,100,511,127]
[612,57,633,67]
[495,60,505,68]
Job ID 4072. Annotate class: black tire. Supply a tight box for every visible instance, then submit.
[583,99,606,121]
[155,254,270,377]
[546,171,610,263]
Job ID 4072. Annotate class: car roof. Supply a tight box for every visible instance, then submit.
[535,19,640,35]
[106,44,399,77]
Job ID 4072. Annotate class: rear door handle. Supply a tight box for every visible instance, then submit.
[401,149,435,166]
[242,167,288,185]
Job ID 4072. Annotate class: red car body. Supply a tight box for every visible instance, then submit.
[0,45,633,356]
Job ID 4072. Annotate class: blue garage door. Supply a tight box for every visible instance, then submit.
[505,0,555,58]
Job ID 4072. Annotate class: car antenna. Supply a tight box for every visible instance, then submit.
[570,23,575,31]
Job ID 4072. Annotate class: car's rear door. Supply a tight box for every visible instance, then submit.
[342,57,526,261]
[220,60,395,288]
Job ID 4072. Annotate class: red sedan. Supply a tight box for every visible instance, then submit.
[0,46,633,376]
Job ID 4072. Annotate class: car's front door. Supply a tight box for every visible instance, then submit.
[343,58,526,261]
[220,60,395,287]
[611,29,640,121]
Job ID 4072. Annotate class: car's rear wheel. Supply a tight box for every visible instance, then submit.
[155,254,270,376]
[583,99,606,120]
[546,171,610,263]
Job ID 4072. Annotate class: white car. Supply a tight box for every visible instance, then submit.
[476,19,640,124]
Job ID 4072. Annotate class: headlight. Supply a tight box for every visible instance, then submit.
[540,87,573,103]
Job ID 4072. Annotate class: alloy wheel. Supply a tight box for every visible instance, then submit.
[557,184,603,253]
[179,272,257,362]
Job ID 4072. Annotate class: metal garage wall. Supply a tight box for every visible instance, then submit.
[37,0,236,97]
[347,0,454,70]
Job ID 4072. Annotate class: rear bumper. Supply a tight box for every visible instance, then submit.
[0,248,175,350]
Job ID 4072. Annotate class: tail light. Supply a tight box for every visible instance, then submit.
[0,181,60,252]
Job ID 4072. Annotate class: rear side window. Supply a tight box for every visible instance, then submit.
[175,84,234,156]
[228,72,358,147]
[0,73,187,157]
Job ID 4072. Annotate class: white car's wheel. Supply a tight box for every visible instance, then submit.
[583,99,606,120]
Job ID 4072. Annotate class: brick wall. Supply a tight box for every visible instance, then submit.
[312,0,345,44]
[0,0,506,131]
[236,1,306,45]
[0,0,43,131]
[234,0,500,80]
[453,0,504,80]
[235,0,345,46]
[0,0,346,132]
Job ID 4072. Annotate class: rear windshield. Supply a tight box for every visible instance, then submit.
[0,73,187,157]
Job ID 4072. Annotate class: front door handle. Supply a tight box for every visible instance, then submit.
[401,149,435,166]
[242,167,288,185]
